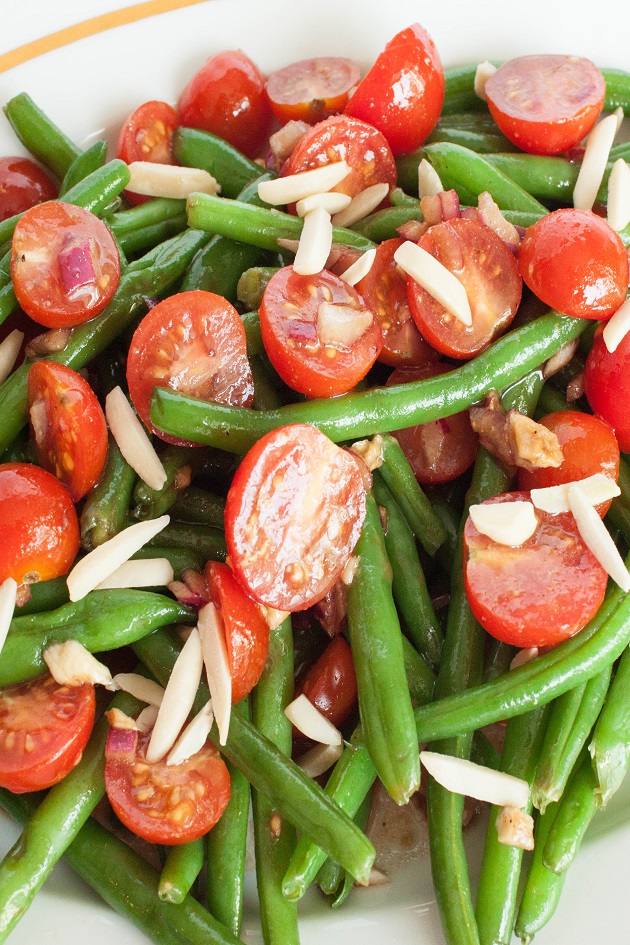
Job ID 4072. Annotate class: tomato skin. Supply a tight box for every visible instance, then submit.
[259,266,382,398]
[485,55,605,156]
[0,157,57,222]
[584,328,630,452]
[345,23,444,156]
[266,57,361,125]
[177,51,272,159]
[11,201,120,328]
[105,726,230,845]
[518,209,628,320]
[27,361,108,501]
[127,289,254,446]
[0,463,80,585]
[116,100,179,206]
[204,561,270,704]
[408,218,522,359]
[0,674,95,793]
[464,491,608,648]
[225,424,366,612]
[299,635,357,730]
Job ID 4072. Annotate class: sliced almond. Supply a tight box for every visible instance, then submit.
[136,704,160,733]
[296,192,352,217]
[510,647,540,670]
[573,113,618,211]
[43,640,114,689]
[0,330,24,386]
[495,805,535,850]
[127,162,220,199]
[96,557,174,590]
[145,627,204,763]
[105,386,167,492]
[258,161,350,206]
[531,473,620,514]
[0,578,18,657]
[421,750,530,808]
[340,248,377,286]
[393,240,472,327]
[606,158,630,231]
[167,700,214,766]
[293,205,333,276]
[568,483,630,591]
[284,693,343,746]
[469,501,537,546]
[474,61,498,101]
[297,741,344,778]
[418,158,444,198]
[603,297,630,353]
[331,182,390,228]
[197,602,232,746]
[113,673,165,706]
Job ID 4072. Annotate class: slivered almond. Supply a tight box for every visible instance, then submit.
[421,751,530,808]
[573,113,618,211]
[331,182,389,228]
[418,158,443,198]
[146,628,203,763]
[105,386,167,491]
[0,578,18,657]
[393,240,472,326]
[113,673,165,706]
[607,158,630,232]
[496,806,535,850]
[510,647,539,670]
[568,483,630,591]
[469,501,537,546]
[293,205,332,276]
[474,61,498,101]
[296,192,351,217]
[284,693,343,746]
[44,640,114,689]
[0,330,24,386]
[531,473,620,514]
[603,298,630,353]
[136,704,160,733]
[97,558,174,590]
[127,162,220,199]
[197,602,232,746]
[297,741,344,778]
[167,700,214,766]
[340,247,377,286]
[258,161,350,205]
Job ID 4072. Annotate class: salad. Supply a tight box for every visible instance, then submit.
[0,5,627,944]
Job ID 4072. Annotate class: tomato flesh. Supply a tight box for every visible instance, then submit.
[0,673,95,793]
[299,635,357,730]
[116,100,179,206]
[266,57,361,125]
[0,157,57,222]
[584,328,630,452]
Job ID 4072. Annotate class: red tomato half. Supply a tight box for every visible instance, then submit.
[464,492,608,648]
[584,328,630,452]
[225,424,367,611]
[485,55,605,156]
[0,157,57,222]
[116,100,179,206]
[127,290,254,446]
[259,266,382,398]
[299,635,357,730]
[105,726,230,844]
[205,561,270,704]
[0,463,79,585]
[27,361,108,501]
[407,218,522,359]
[266,57,361,124]
[11,202,120,328]
[345,23,444,156]
[0,673,95,793]
[518,209,628,320]
[177,50,272,159]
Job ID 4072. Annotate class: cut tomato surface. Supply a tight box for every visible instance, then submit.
[0,156,56,222]
[298,634,357,730]
[266,57,361,125]
[584,327,630,452]
[116,100,179,206]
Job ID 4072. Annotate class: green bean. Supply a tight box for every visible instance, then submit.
[351,204,422,242]
[328,793,372,908]
[428,126,516,153]
[484,637,515,682]
[542,752,598,874]
[133,445,197,520]
[485,152,610,204]
[589,645,630,807]
[158,840,205,904]
[109,197,186,236]
[150,310,586,453]
[171,487,226,529]
[116,213,189,254]
[173,126,269,199]
[471,730,501,771]
[237,266,279,311]
[240,309,264,356]
[442,64,493,115]
[401,635,437,704]
[80,436,136,550]
[60,139,108,194]
[514,803,566,943]
[602,68,630,112]
[13,577,69,615]
[3,92,81,179]
[132,545,205,577]
[147,521,227,561]
[251,357,284,411]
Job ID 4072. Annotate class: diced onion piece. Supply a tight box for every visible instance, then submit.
[0,330,24,386]
[317,300,373,348]
[0,577,17,658]
[296,191,352,217]
[393,240,472,327]
[495,806,535,850]
[127,162,220,198]
[106,725,138,759]
[106,386,167,491]
[113,673,165,707]
[146,627,203,763]
[510,647,539,671]
[297,741,344,778]
[568,483,630,592]
[340,247,377,286]
[331,182,390,228]
[67,515,169,602]
[197,602,232,746]
[531,472,620,514]
[603,297,630,353]
[420,750,530,808]
[573,113,618,211]
[469,500,537,546]
[293,205,333,276]
[136,704,160,733]
[284,693,343,746]
[474,61,498,100]
[167,699,214,766]
[96,557,174,590]
[258,161,350,205]
[417,158,443,198]
[44,639,114,689]
[607,158,630,232]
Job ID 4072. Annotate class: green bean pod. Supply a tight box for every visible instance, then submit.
[147,522,227,561]
[60,139,108,194]
[133,445,198,520]
[441,64,491,115]
[589,645,630,807]
[237,266,280,311]
[158,840,205,904]
[80,436,136,550]
[171,487,226,529]
[173,126,268,198]
[3,92,82,179]
[542,753,598,874]
[514,803,566,943]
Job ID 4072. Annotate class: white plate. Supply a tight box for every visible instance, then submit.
[1,1,630,943]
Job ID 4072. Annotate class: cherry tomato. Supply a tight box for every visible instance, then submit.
[259,266,382,398]
[116,100,179,206]
[299,635,357,730]
[127,290,254,446]
[464,491,608,648]
[485,55,605,156]
[518,209,628,320]
[225,424,366,612]
[407,218,522,359]
[0,156,57,222]
[105,725,230,844]
[0,462,79,585]
[266,57,361,125]
[27,361,108,501]
[11,202,120,329]
[177,50,272,159]
[0,673,95,793]
[354,237,439,367]
[584,327,630,451]
[345,23,444,156]
[387,363,479,485]
[205,561,270,704]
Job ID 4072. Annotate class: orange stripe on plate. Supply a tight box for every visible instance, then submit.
[0,0,208,74]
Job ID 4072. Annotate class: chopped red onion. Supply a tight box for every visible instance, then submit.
[397,219,428,242]
[420,189,461,226]
[476,192,521,249]
[58,236,97,297]
[106,725,138,759]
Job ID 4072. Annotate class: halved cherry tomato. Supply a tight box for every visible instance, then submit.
[266,57,361,125]
[177,50,272,159]
[354,237,439,367]
[116,100,179,206]
[407,218,522,359]
[225,424,366,612]
[518,410,620,515]
[259,265,382,398]
[105,725,230,844]
[27,361,108,501]
[205,561,270,704]
[0,673,95,793]
[464,491,608,648]
[299,635,357,730]
[584,327,630,451]
[0,462,79,585]
[0,156,57,222]
[127,289,254,446]
[387,363,478,485]
[485,55,605,156]
[345,23,444,156]
[11,202,120,328]
[518,209,628,320]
